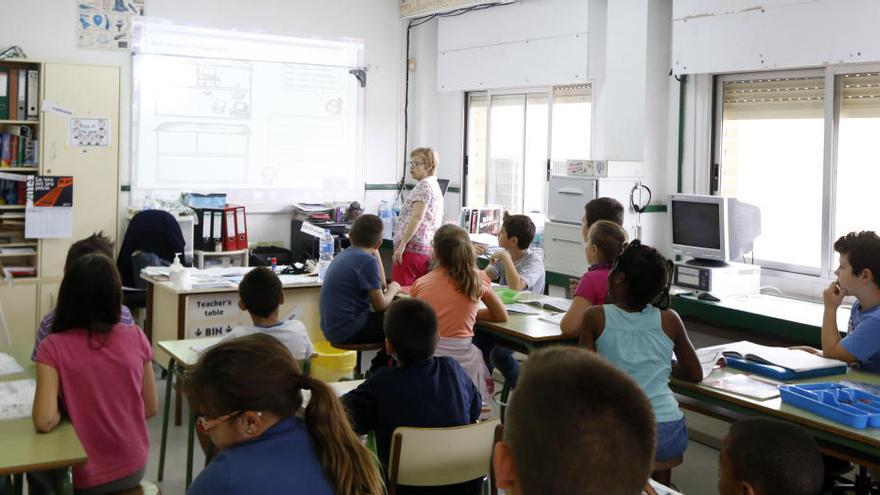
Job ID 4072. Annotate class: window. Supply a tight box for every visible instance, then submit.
[714,69,880,277]
[131,21,364,208]
[464,85,591,213]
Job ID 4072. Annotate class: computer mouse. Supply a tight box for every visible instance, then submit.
[697,292,721,302]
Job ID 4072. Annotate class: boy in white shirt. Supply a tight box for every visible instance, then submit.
[222,266,314,361]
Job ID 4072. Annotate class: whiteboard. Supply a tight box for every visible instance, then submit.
[132,22,364,203]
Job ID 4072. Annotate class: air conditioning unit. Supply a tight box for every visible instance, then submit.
[399,0,517,19]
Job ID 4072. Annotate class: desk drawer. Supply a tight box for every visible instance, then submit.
[543,222,587,278]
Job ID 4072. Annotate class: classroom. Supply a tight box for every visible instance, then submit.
[1,0,880,494]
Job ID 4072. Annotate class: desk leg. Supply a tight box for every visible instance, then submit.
[158,359,175,482]
[186,412,196,489]
[498,381,511,423]
[144,283,154,343]
[855,466,872,495]
[55,469,73,495]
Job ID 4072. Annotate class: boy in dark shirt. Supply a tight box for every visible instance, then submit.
[342,298,481,493]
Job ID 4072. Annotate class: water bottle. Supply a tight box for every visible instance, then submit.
[378,200,392,240]
[142,193,153,211]
[317,229,334,282]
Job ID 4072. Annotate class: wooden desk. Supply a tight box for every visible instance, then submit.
[141,271,322,363]
[0,345,87,495]
[475,310,576,352]
[672,293,851,347]
[671,367,880,472]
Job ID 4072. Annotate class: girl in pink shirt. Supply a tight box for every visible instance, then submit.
[33,253,158,493]
[411,224,507,398]
[560,220,627,337]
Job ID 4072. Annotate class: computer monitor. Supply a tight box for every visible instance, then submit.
[669,194,761,265]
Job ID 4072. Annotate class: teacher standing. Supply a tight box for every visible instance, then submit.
[391,147,444,286]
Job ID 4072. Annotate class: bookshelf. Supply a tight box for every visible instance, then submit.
[0,59,120,346]
[0,59,40,281]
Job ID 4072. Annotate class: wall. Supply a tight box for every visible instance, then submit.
[408,0,676,254]
[0,0,404,248]
[672,0,880,75]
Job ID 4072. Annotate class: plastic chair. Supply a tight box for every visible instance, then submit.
[387,419,502,495]
[330,341,384,378]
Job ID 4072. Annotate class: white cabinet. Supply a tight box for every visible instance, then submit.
[543,222,587,278]
[39,63,120,279]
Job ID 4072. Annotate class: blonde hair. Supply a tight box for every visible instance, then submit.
[410,147,438,176]
[588,220,627,264]
[184,334,384,495]
[432,224,482,301]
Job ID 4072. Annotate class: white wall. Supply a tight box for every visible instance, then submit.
[0,0,403,248]
[673,0,880,74]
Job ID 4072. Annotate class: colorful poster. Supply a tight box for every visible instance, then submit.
[24,176,74,239]
[76,0,145,50]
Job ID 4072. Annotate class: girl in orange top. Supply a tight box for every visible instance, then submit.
[411,224,508,398]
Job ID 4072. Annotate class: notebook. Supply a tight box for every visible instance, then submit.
[515,293,573,312]
[701,341,847,373]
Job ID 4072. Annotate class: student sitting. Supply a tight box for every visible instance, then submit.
[411,224,508,399]
[475,213,544,387]
[559,220,627,336]
[342,298,482,494]
[221,266,313,361]
[31,232,134,361]
[579,240,702,484]
[493,346,656,495]
[568,197,625,294]
[718,418,824,495]
[32,253,158,494]
[819,231,880,372]
[185,333,383,495]
[320,214,400,369]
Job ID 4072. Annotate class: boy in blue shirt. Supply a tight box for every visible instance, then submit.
[342,298,481,493]
[320,214,400,369]
[820,231,880,373]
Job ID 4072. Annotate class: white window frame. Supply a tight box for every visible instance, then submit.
[712,63,880,285]
[463,84,592,213]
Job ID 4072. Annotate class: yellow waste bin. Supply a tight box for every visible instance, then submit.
[310,340,357,382]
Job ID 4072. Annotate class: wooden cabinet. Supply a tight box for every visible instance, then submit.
[0,60,119,338]
[0,280,36,346]
[39,63,120,279]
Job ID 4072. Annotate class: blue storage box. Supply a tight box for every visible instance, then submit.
[779,383,880,429]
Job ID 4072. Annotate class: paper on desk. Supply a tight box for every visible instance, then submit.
[278,274,316,285]
[0,352,24,377]
[697,349,723,380]
[141,266,170,277]
[0,379,36,421]
[190,341,218,355]
[538,313,564,325]
[201,266,254,277]
[702,373,780,400]
[505,303,541,315]
[646,479,683,495]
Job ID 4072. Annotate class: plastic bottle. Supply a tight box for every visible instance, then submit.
[317,229,334,282]
[378,200,392,240]
[271,257,278,273]
[142,193,153,211]
[169,253,191,290]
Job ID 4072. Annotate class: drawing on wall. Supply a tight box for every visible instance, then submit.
[157,60,253,119]
[154,122,251,184]
[69,118,111,147]
[76,0,145,50]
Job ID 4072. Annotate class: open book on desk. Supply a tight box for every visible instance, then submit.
[515,293,573,313]
[700,341,849,380]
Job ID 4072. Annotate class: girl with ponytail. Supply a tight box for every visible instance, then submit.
[410,224,508,400]
[184,333,383,495]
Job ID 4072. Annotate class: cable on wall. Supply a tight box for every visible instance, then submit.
[398,2,514,203]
